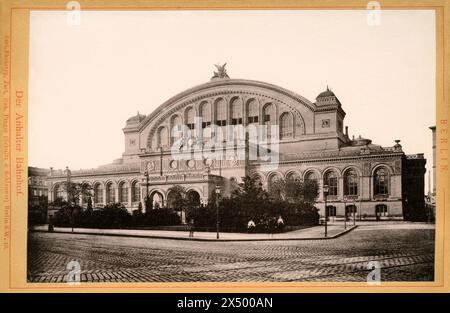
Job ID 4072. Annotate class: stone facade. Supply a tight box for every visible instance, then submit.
[36,71,426,221]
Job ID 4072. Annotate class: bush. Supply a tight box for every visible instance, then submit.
[189,176,320,233]
[53,203,132,229]
[53,202,181,229]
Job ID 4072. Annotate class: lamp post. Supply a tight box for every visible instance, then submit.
[144,170,149,212]
[353,199,356,226]
[343,197,347,230]
[215,185,221,239]
[70,201,75,233]
[323,184,329,237]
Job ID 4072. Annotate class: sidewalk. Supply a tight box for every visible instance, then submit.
[31,224,356,241]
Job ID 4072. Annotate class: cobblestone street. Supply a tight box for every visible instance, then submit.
[27,223,435,283]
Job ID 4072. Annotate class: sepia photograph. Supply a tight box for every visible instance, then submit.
[23,7,437,284]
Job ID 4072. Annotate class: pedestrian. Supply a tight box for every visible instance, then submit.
[48,215,54,232]
[247,219,256,233]
[277,215,284,233]
[188,218,195,238]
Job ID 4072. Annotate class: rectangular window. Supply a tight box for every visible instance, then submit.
[376,205,388,216]
[326,206,336,216]
[264,115,270,123]
[232,118,243,125]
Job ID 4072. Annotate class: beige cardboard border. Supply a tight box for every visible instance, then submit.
[0,0,449,293]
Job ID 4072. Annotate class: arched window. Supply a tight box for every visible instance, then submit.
[131,181,140,203]
[247,99,259,124]
[187,190,201,207]
[170,115,182,144]
[280,113,293,139]
[252,175,263,187]
[323,171,338,196]
[374,167,389,195]
[215,98,227,127]
[55,184,64,200]
[158,127,169,148]
[106,182,115,204]
[199,102,211,129]
[81,183,91,204]
[185,107,195,130]
[304,171,318,183]
[344,169,358,196]
[286,172,300,182]
[268,174,282,192]
[262,103,276,140]
[94,183,103,204]
[231,98,243,125]
[151,191,163,209]
[263,103,275,125]
[119,182,128,203]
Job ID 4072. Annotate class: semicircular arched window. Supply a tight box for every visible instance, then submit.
[119,182,128,203]
[268,174,282,192]
[344,169,358,196]
[247,99,259,124]
[323,171,338,196]
[185,107,196,131]
[55,184,64,200]
[170,115,183,144]
[215,98,227,127]
[280,112,293,139]
[94,183,103,204]
[106,182,115,204]
[131,181,140,203]
[374,167,389,196]
[199,102,211,128]
[304,171,318,182]
[231,98,243,125]
[158,127,169,149]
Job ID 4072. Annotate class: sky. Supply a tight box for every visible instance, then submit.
[28,9,436,190]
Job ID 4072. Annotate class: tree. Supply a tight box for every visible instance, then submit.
[87,196,93,212]
[145,195,152,211]
[168,185,187,210]
[302,179,319,205]
[269,177,319,204]
[61,181,92,206]
[168,185,196,220]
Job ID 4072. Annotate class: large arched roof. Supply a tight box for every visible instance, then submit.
[138,78,316,131]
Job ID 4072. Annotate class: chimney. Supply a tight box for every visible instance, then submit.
[345,126,348,137]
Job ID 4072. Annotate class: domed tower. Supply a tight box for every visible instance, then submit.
[314,86,347,146]
[123,112,146,157]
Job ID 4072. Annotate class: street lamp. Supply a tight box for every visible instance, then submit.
[323,184,329,237]
[343,196,347,230]
[70,201,75,233]
[144,170,149,211]
[215,185,221,239]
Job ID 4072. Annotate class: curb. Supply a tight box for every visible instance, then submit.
[30,226,358,242]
